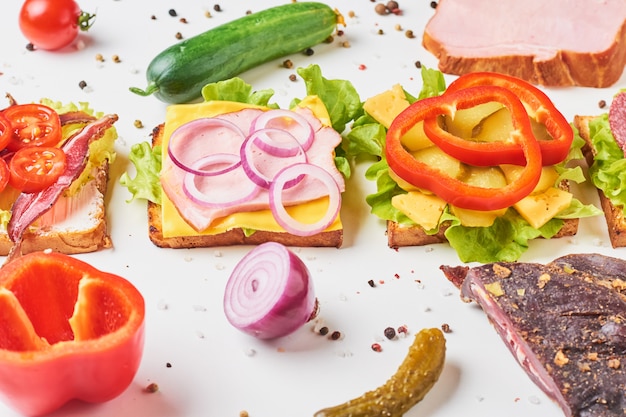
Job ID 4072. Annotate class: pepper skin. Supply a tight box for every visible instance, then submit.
[438,71,573,166]
[0,251,145,416]
[386,85,542,211]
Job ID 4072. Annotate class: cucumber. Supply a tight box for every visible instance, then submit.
[130,2,340,104]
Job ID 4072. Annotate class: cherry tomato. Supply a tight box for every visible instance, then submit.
[0,157,10,194]
[0,113,12,152]
[18,0,95,51]
[9,146,67,193]
[3,104,63,152]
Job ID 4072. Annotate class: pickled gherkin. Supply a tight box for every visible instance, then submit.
[314,327,446,417]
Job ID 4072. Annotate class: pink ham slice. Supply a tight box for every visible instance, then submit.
[423,0,626,87]
[160,107,345,232]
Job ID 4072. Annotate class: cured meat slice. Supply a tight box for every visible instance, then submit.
[423,0,626,87]
[441,253,625,417]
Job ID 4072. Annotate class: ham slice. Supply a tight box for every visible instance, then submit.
[160,107,345,232]
[423,0,626,87]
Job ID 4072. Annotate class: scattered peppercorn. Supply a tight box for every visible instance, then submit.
[341,41,351,48]
[337,29,344,36]
[168,9,177,17]
[134,120,144,129]
[289,74,297,82]
[78,80,88,90]
[415,60,422,69]
[387,1,399,10]
[441,323,452,333]
[598,99,607,109]
[371,343,382,352]
[204,11,212,18]
[330,330,342,340]
[397,325,408,335]
[374,3,389,15]
[282,59,294,69]
[179,17,188,24]
[112,54,121,63]
[166,362,172,368]
[319,326,329,336]
[95,53,104,62]
[348,10,356,18]
[150,15,157,20]
[358,64,367,70]
[377,29,384,35]
[394,24,402,31]
[304,47,314,56]
[405,30,415,39]
[25,43,35,51]
[175,32,183,40]
[430,1,438,8]
[367,279,375,287]
[324,35,334,43]
[239,411,249,417]
[384,327,396,340]
[213,4,222,12]
[145,382,159,393]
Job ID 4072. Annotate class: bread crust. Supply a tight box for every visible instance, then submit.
[148,123,343,249]
[0,160,112,255]
[575,115,626,248]
[386,182,579,248]
[423,6,626,88]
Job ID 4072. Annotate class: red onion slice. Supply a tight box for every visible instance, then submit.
[240,130,307,189]
[252,128,305,157]
[269,163,342,237]
[168,118,245,176]
[223,242,316,339]
[183,155,259,208]
[251,109,315,152]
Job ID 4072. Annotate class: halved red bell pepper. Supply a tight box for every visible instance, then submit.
[430,71,573,166]
[0,251,145,416]
[386,85,542,211]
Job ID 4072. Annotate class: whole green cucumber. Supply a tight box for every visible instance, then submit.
[129,2,341,104]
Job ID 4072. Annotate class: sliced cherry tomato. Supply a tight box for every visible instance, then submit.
[3,104,62,152]
[0,113,12,152]
[0,158,10,194]
[18,0,95,51]
[9,146,67,193]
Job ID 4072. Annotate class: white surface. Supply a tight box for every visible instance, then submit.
[0,1,624,417]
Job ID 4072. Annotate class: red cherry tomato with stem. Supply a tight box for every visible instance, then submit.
[9,146,67,193]
[18,0,96,51]
[3,104,63,152]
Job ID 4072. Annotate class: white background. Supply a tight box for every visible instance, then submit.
[0,1,624,416]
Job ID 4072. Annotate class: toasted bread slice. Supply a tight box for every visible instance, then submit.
[0,160,112,255]
[574,115,626,248]
[386,182,579,248]
[147,123,343,248]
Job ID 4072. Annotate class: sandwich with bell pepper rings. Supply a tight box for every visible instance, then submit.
[121,65,360,248]
[575,90,626,248]
[0,97,118,262]
[347,69,601,263]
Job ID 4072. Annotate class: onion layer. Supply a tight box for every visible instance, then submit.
[223,242,316,339]
[251,109,315,152]
[168,118,245,176]
[269,163,342,236]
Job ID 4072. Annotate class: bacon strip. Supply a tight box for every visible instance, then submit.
[5,114,118,264]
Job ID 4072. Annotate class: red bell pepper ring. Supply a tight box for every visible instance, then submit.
[386,85,543,211]
[0,251,145,416]
[428,71,573,166]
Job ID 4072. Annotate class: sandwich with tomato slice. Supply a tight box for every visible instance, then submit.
[575,90,626,248]
[121,65,359,248]
[0,97,118,261]
[347,69,600,263]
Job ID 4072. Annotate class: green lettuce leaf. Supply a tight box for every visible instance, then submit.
[587,113,626,208]
[120,142,162,204]
[201,77,277,107]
